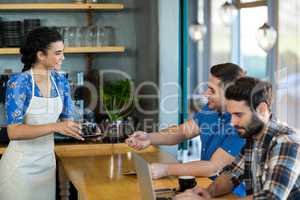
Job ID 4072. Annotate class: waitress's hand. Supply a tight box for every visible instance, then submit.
[54,120,84,141]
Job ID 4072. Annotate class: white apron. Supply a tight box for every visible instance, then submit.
[0,69,63,200]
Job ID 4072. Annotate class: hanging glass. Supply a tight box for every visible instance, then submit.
[219,1,238,26]
[189,22,207,41]
[256,23,277,52]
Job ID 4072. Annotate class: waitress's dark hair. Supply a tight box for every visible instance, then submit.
[20,27,62,72]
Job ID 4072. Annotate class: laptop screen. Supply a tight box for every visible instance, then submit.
[133,153,157,200]
[133,153,175,200]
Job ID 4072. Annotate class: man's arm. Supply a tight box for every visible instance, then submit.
[159,148,235,177]
[126,109,222,150]
[207,147,246,197]
[152,129,246,178]
[126,119,200,150]
[150,119,200,145]
[174,187,253,200]
[206,174,235,197]
[239,196,253,200]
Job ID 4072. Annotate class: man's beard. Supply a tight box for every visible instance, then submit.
[235,114,265,139]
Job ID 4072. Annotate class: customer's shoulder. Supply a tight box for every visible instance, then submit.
[271,120,300,144]
[278,129,300,144]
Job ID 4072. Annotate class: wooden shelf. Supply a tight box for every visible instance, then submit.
[66,46,125,53]
[90,3,124,10]
[0,46,125,55]
[0,3,124,11]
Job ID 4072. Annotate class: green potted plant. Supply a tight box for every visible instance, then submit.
[100,79,135,143]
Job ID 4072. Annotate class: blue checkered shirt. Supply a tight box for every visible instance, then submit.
[221,118,300,200]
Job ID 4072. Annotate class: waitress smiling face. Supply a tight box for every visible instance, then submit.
[38,41,65,71]
[35,40,65,71]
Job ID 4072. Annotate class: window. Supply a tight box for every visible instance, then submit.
[211,0,232,66]
[276,0,300,129]
[240,6,268,78]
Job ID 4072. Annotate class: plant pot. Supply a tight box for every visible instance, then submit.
[102,119,134,143]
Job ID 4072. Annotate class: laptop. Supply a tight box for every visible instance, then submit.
[133,153,175,200]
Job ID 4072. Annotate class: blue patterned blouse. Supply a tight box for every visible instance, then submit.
[6,70,75,124]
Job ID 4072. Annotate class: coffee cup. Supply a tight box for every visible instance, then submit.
[178,176,197,192]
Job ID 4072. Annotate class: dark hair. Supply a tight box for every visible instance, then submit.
[20,27,62,72]
[210,63,245,87]
[225,77,273,111]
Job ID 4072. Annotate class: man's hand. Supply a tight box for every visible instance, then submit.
[125,131,151,150]
[175,187,212,200]
[150,163,169,179]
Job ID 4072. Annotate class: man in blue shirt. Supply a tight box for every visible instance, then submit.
[126,63,245,195]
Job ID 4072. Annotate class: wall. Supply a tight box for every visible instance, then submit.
[158,0,179,156]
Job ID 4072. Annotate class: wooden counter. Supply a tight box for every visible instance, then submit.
[0,142,158,156]
[57,146,238,200]
[0,143,238,199]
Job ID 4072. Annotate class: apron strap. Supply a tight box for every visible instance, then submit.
[50,72,61,98]
[30,68,35,99]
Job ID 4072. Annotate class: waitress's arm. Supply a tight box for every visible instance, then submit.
[145,110,221,146]
[7,121,84,140]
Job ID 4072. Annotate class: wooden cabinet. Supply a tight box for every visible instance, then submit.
[0,2,126,55]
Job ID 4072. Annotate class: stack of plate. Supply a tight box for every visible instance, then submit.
[1,21,22,47]
[0,18,3,47]
[73,0,85,3]
[24,19,41,37]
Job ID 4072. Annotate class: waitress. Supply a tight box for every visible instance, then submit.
[0,27,84,200]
